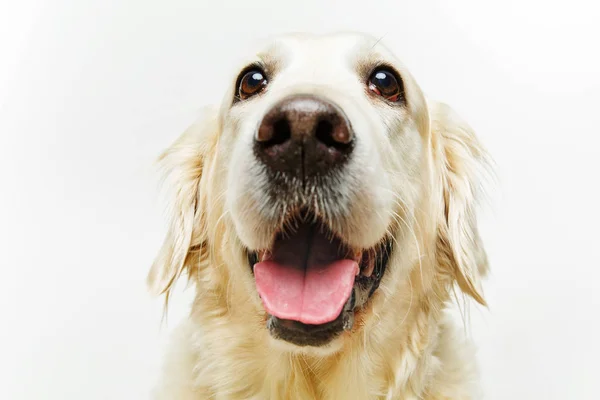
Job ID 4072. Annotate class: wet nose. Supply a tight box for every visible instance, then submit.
[254,95,354,179]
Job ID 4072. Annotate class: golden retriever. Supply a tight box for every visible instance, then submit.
[149,32,491,399]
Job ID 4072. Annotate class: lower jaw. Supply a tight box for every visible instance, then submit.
[266,285,358,347]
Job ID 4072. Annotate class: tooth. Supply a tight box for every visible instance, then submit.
[259,250,271,262]
[363,255,375,277]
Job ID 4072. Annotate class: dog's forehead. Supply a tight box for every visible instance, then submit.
[266,33,379,59]
[252,33,399,77]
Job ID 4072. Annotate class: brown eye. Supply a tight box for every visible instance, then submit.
[238,69,268,100]
[367,68,404,103]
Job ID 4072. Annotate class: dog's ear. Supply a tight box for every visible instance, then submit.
[428,101,491,306]
[147,107,219,298]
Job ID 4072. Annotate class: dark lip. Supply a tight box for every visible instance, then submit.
[246,217,393,346]
[266,312,349,347]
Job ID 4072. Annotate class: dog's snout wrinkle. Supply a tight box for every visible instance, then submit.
[254,95,354,180]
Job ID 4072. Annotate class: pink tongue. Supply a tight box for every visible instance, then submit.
[254,259,357,325]
[253,224,358,325]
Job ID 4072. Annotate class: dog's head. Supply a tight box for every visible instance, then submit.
[148,33,490,352]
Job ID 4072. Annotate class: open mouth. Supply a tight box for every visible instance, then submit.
[247,209,393,346]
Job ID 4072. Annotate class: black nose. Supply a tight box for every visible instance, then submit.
[254,95,354,179]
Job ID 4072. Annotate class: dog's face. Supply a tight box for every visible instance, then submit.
[149,33,489,353]
[224,33,428,347]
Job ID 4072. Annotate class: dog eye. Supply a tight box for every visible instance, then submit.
[238,69,268,100]
[367,68,403,103]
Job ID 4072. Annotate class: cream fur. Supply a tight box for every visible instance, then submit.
[148,32,491,400]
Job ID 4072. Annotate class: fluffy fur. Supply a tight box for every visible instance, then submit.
[148,32,491,399]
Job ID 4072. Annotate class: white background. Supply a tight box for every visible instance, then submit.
[1,1,599,399]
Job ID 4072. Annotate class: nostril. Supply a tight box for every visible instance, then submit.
[315,118,351,149]
[257,116,292,148]
[271,118,291,146]
[315,119,335,147]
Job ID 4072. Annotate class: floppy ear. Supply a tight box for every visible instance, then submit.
[147,107,219,297]
[429,101,491,306]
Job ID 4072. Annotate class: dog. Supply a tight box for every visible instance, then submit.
[149,32,491,399]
